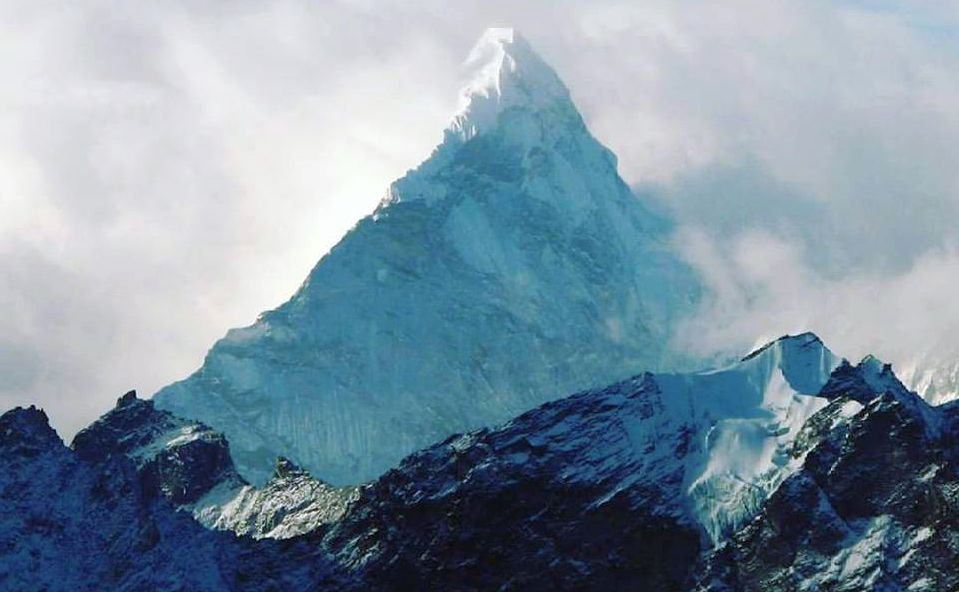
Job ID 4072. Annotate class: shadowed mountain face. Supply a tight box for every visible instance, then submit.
[697,360,959,591]
[154,28,700,486]
[70,391,357,540]
[318,333,839,590]
[0,403,341,591]
[320,339,957,591]
[1,336,956,590]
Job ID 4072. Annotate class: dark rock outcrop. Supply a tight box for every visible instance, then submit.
[698,360,959,591]
[73,391,238,505]
[322,373,707,591]
[0,404,344,591]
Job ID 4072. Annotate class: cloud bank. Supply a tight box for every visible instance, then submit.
[2,0,959,435]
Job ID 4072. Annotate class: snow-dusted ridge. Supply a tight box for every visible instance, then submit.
[322,333,959,590]
[194,456,359,540]
[1,333,957,590]
[72,391,358,540]
[0,402,342,590]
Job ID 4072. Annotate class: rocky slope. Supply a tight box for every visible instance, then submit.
[71,391,356,540]
[2,336,955,590]
[153,27,701,486]
[318,335,956,590]
[318,333,844,590]
[0,404,341,591]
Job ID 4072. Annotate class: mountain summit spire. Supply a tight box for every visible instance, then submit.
[154,28,699,485]
[448,28,571,142]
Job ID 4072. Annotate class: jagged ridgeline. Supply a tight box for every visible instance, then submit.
[154,28,701,485]
[3,334,957,590]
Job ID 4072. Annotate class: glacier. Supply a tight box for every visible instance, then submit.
[154,27,701,485]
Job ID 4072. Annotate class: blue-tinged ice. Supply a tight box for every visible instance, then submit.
[154,28,701,485]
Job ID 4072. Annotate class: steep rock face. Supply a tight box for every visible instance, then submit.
[0,405,342,591]
[72,391,356,539]
[154,27,700,486]
[698,360,959,592]
[73,390,237,505]
[319,333,842,589]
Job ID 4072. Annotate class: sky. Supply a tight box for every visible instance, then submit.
[3,0,959,437]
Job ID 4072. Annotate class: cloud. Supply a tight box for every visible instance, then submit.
[671,228,959,402]
[0,0,460,435]
[2,0,959,436]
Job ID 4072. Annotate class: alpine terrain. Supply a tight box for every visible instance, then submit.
[154,28,701,485]
[3,334,956,590]
[4,24,957,592]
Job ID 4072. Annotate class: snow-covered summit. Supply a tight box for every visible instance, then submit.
[448,28,571,142]
[649,333,842,541]
[154,28,700,486]
[738,332,837,395]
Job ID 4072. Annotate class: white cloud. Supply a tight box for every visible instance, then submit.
[2,0,959,435]
[673,229,959,393]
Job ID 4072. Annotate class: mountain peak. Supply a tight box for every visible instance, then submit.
[742,332,824,361]
[155,25,700,486]
[272,456,307,479]
[116,389,139,408]
[448,27,572,142]
[0,405,62,454]
[739,332,838,395]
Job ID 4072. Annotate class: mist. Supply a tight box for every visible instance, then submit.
[2,0,959,435]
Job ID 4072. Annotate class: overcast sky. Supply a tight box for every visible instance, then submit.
[3,0,959,437]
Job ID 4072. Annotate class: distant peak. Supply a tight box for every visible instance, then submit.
[448,27,571,141]
[739,332,839,395]
[741,332,824,362]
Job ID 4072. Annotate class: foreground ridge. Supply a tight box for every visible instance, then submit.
[1,335,956,590]
[71,390,358,540]
[0,400,342,590]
